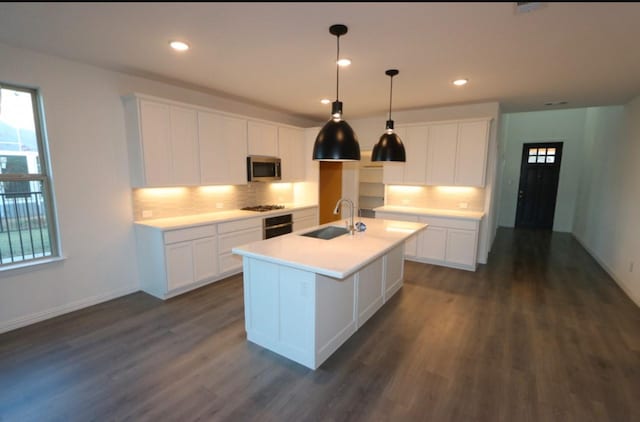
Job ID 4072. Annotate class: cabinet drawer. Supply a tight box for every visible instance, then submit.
[164,225,217,244]
[293,208,318,220]
[418,216,478,230]
[219,228,262,253]
[219,251,243,274]
[375,212,419,222]
[218,218,262,234]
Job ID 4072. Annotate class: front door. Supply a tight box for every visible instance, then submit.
[515,142,563,229]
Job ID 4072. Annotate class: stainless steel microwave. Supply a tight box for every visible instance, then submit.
[247,156,281,182]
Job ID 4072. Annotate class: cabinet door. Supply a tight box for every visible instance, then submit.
[357,258,384,328]
[248,121,278,157]
[382,126,406,184]
[418,226,447,261]
[198,112,248,185]
[445,229,477,267]
[193,236,218,282]
[139,100,172,186]
[402,125,428,184]
[166,241,194,290]
[455,120,489,187]
[293,216,316,232]
[170,106,200,185]
[278,126,305,181]
[427,123,458,186]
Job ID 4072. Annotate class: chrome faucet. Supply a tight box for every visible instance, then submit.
[333,198,356,235]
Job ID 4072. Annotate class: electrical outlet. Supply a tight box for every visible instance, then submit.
[629,261,634,273]
[458,202,468,209]
[216,202,224,209]
[142,210,153,218]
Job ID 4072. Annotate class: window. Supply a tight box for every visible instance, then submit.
[0,83,58,266]
[527,146,556,164]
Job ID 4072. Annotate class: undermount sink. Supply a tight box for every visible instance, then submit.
[300,226,350,240]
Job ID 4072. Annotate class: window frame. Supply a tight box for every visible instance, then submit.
[0,82,60,268]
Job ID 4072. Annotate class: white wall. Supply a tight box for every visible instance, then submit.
[573,103,639,306]
[348,102,501,264]
[0,42,314,333]
[497,109,587,232]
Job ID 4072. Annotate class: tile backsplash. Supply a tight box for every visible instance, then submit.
[385,185,485,211]
[132,183,295,220]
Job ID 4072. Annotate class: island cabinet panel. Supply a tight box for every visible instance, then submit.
[315,273,357,367]
[356,259,384,328]
[384,244,405,301]
[240,238,416,370]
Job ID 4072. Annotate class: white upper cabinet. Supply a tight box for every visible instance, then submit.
[138,100,172,186]
[455,120,489,187]
[126,98,199,187]
[198,111,248,185]
[427,123,458,186]
[248,121,278,157]
[169,106,200,185]
[381,118,491,187]
[278,126,305,182]
[124,94,307,187]
[403,125,429,185]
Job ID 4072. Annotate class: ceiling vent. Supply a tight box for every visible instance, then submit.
[515,2,546,14]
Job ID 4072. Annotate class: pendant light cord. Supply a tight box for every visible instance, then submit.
[388,75,394,121]
[335,35,340,101]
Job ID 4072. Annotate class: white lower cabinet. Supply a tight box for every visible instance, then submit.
[243,243,404,369]
[135,223,220,299]
[419,226,447,261]
[193,237,219,281]
[166,241,196,291]
[376,210,481,271]
[293,207,319,232]
[218,218,262,275]
[374,211,418,256]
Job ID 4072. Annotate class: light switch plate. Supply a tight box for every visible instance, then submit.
[458,202,469,209]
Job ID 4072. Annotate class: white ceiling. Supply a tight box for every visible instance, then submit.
[1,2,639,122]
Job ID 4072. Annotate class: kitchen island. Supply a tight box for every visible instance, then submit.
[232,217,427,369]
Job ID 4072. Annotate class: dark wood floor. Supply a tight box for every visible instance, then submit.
[1,228,639,422]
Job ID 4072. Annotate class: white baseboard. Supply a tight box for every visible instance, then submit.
[0,285,139,335]
[573,235,640,308]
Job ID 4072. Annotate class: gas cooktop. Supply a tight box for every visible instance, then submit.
[241,205,286,212]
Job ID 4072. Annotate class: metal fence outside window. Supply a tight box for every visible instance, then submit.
[0,190,52,264]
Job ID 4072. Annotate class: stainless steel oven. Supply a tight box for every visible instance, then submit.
[264,214,293,239]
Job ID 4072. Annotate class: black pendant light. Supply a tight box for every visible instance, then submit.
[312,24,361,161]
[372,69,406,162]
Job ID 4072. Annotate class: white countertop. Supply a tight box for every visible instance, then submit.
[374,205,484,221]
[134,204,318,230]
[232,217,427,279]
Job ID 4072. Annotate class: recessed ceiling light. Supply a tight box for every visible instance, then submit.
[337,58,352,67]
[453,79,468,86]
[320,98,331,105]
[169,40,190,51]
